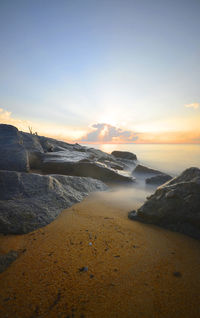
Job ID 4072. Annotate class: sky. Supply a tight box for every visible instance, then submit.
[0,0,200,143]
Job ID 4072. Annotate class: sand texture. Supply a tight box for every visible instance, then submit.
[0,190,200,318]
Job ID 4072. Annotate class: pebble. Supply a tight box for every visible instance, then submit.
[79,267,88,272]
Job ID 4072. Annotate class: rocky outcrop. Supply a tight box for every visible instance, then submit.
[0,125,123,176]
[0,125,29,172]
[133,164,163,175]
[129,167,200,239]
[146,174,172,186]
[0,170,107,234]
[111,151,137,161]
[41,161,134,183]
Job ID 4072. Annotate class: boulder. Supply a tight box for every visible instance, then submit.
[111,151,137,161]
[146,174,172,186]
[0,125,29,172]
[41,161,134,184]
[0,170,107,234]
[129,167,200,239]
[133,164,164,175]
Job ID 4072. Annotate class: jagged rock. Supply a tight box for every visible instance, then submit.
[0,125,29,172]
[111,151,137,161]
[129,167,200,239]
[41,161,134,183]
[0,250,19,273]
[146,174,172,186]
[133,164,164,175]
[0,170,107,234]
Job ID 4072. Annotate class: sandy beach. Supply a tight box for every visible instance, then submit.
[0,189,200,318]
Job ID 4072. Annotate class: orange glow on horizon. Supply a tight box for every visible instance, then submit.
[1,107,200,145]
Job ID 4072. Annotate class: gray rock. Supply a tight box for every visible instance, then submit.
[0,250,18,273]
[108,162,124,171]
[129,167,200,239]
[28,151,44,170]
[21,132,44,153]
[0,170,107,234]
[42,149,90,163]
[111,151,137,160]
[146,174,172,186]
[41,161,134,184]
[38,135,76,153]
[0,125,29,172]
[87,148,116,162]
[133,164,164,175]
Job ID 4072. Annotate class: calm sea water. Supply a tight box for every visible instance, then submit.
[81,143,200,177]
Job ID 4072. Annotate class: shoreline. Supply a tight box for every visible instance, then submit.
[1,190,200,318]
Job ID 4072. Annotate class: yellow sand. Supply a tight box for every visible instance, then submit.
[0,190,200,318]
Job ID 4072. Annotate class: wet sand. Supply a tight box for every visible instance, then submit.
[0,189,200,318]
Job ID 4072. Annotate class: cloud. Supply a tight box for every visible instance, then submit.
[0,107,85,142]
[0,108,31,130]
[185,103,199,109]
[81,123,138,143]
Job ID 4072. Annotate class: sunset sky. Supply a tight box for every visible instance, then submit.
[0,0,200,144]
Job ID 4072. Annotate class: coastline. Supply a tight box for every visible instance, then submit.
[1,190,200,318]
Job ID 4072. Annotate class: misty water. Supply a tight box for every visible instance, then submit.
[81,143,200,211]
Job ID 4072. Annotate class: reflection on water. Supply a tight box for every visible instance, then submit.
[82,143,200,176]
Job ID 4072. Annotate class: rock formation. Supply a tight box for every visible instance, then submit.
[0,170,107,234]
[145,174,172,186]
[41,161,134,183]
[129,167,200,239]
[111,150,137,160]
[0,125,29,172]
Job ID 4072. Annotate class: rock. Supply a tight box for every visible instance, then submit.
[28,151,44,170]
[79,266,88,272]
[38,135,77,153]
[133,164,164,175]
[21,132,44,153]
[0,170,107,234]
[0,124,134,182]
[0,250,18,273]
[97,158,124,170]
[41,161,134,184]
[111,151,137,161]
[87,148,116,162]
[146,174,172,186]
[129,167,200,239]
[109,162,124,170]
[42,149,90,163]
[0,125,29,172]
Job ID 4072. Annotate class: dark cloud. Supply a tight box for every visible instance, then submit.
[81,123,138,142]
